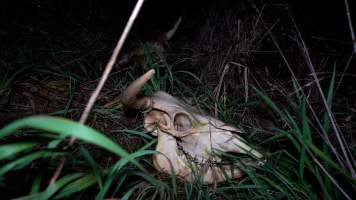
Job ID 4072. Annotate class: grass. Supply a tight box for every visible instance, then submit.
[1,51,354,199]
[0,66,30,109]
[0,1,355,199]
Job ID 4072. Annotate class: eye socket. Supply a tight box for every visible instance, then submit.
[173,113,192,132]
[144,110,170,132]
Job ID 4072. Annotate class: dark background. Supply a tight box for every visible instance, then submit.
[1,0,355,98]
[1,0,355,42]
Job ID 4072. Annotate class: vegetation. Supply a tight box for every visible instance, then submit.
[0,0,355,199]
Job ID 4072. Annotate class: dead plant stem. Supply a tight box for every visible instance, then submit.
[344,0,356,54]
[49,0,146,186]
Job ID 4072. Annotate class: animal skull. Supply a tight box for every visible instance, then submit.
[121,69,264,184]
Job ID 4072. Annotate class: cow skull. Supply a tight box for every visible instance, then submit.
[121,69,264,184]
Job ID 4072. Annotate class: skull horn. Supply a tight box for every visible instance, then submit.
[120,69,155,110]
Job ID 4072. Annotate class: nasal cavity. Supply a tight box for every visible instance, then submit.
[174,113,192,132]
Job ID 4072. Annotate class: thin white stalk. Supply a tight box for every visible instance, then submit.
[79,0,146,126]
[49,0,146,185]
[344,0,356,54]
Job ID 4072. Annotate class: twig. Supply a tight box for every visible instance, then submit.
[49,157,65,185]
[229,62,250,103]
[49,0,146,186]
[213,47,232,118]
[78,0,145,126]
[213,63,229,118]
[335,55,353,92]
[344,0,356,54]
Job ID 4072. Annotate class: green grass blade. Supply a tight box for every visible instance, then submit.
[321,64,337,195]
[0,150,67,177]
[322,64,336,150]
[0,115,142,169]
[299,97,311,180]
[121,184,140,200]
[184,182,193,200]
[120,129,154,140]
[314,168,333,200]
[30,174,42,194]
[54,173,97,199]
[79,145,103,190]
[0,142,39,160]
[96,149,157,200]
[14,173,83,200]
[307,142,355,183]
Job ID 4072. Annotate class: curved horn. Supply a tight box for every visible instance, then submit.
[120,69,155,110]
[165,16,182,40]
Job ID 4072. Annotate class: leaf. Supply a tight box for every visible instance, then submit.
[14,173,83,200]
[121,184,140,200]
[30,174,42,194]
[0,150,67,177]
[0,116,142,169]
[79,145,103,190]
[54,173,97,199]
[0,142,39,160]
[96,149,157,200]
